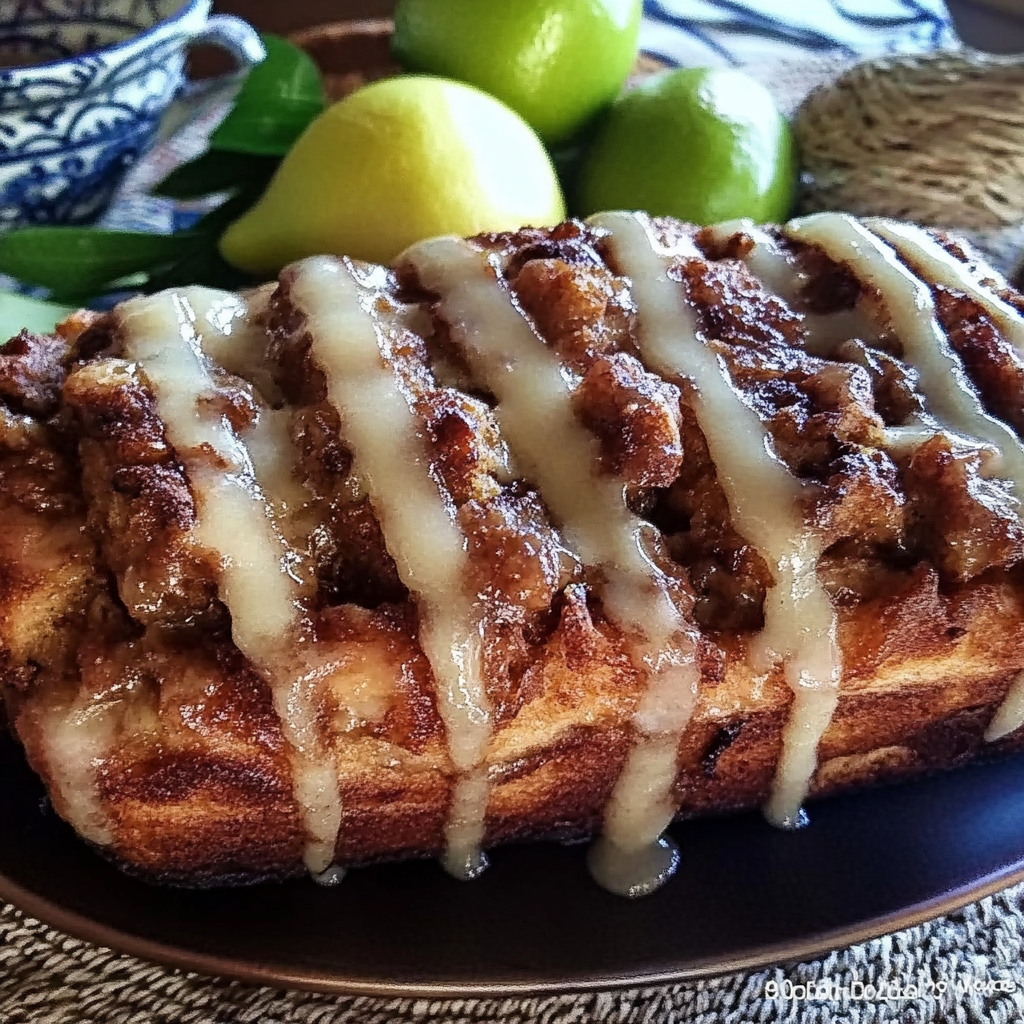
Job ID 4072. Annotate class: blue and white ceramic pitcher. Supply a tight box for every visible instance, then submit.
[0,0,264,229]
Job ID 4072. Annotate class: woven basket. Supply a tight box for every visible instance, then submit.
[288,19,671,100]
[796,50,1024,231]
[288,19,400,100]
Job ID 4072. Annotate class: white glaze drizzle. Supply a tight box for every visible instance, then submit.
[880,419,945,453]
[708,219,808,305]
[860,221,1024,743]
[183,283,282,403]
[787,215,1024,749]
[708,220,947,461]
[312,865,347,887]
[712,219,1001,470]
[865,218,1024,357]
[186,293,316,562]
[242,405,316,549]
[787,213,1024,503]
[404,236,700,897]
[119,290,341,874]
[986,669,1024,741]
[41,698,120,846]
[286,256,491,880]
[590,211,841,830]
[706,219,879,356]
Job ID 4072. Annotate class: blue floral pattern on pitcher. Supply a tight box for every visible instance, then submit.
[0,0,263,230]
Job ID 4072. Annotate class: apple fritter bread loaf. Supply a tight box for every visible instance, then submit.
[4,211,1024,894]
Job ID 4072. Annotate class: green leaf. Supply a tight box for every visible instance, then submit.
[209,34,325,156]
[193,182,270,235]
[144,190,269,293]
[0,291,74,338]
[0,229,204,295]
[154,150,279,200]
[143,245,260,294]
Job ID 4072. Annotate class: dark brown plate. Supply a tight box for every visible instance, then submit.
[2,730,1024,996]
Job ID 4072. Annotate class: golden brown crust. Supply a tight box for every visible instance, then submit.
[63,359,222,627]
[6,216,1024,886]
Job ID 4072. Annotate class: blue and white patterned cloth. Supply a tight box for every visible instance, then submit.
[641,0,957,67]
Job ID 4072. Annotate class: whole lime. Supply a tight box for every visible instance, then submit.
[392,0,641,145]
[220,75,565,274]
[577,67,796,224]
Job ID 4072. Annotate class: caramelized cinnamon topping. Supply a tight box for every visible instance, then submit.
[591,211,840,832]
[5,213,1024,895]
[403,235,700,890]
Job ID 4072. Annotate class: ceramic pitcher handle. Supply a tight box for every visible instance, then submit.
[190,14,266,71]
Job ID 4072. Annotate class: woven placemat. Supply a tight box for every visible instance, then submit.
[2,883,1024,1023]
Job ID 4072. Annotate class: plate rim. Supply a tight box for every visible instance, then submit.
[2,859,1023,997]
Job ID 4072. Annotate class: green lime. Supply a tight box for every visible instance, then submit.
[577,67,796,224]
[392,0,642,145]
[220,76,565,274]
